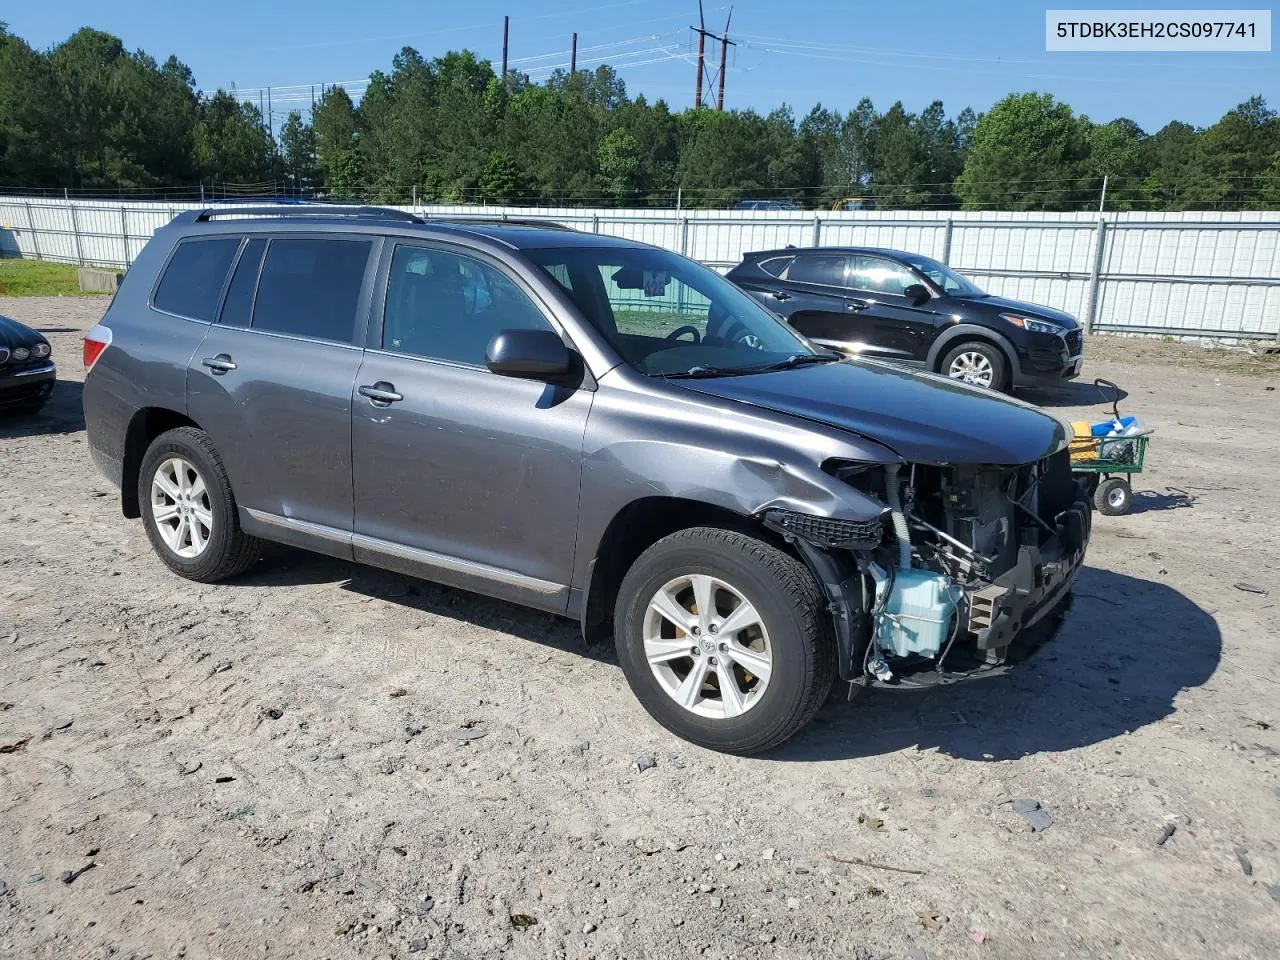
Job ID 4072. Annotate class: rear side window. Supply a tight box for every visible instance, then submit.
[788,253,850,287]
[152,238,240,321]
[252,238,372,344]
[219,238,267,328]
[758,255,793,278]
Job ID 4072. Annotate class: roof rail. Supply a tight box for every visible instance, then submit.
[172,204,424,225]
[424,215,578,232]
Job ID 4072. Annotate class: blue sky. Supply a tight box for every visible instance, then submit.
[6,1,1276,131]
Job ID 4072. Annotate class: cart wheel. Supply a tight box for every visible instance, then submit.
[1094,477,1132,516]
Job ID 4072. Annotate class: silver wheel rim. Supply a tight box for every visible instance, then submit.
[150,457,213,559]
[1108,486,1127,508]
[642,573,773,720]
[947,351,995,387]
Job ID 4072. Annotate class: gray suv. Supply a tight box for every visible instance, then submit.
[83,206,1091,754]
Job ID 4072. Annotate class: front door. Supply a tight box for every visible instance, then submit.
[187,235,376,539]
[350,242,592,612]
[841,254,948,363]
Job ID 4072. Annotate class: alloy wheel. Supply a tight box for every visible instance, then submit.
[642,573,774,720]
[150,456,213,559]
[947,351,995,387]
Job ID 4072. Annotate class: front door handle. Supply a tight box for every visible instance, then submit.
[358,381,403,406]
[770,291,792,301]
[201,354,237,374]
[845,300,870,312]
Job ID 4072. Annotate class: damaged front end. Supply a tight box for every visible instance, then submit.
[763,449,1091,690]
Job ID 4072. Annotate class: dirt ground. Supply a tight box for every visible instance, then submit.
[2,296,1278,960]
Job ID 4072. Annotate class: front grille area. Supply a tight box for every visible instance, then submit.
[766,510,885,549]
[1065,329,1083,355]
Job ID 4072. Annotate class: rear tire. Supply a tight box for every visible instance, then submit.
[138,426,261,582]
[941,341,1007,391]
[1094,477,1132,516]
[613,527,835,755]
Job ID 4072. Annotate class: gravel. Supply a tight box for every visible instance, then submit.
[2,297,1278,958]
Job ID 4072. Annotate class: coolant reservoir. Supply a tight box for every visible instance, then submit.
[876,568,957,658]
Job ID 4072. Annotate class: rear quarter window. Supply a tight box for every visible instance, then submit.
[758,256,793,278]
[152,238,242,321]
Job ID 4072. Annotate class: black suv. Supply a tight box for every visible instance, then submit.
[727,246,1084,391]
[83,206,1090,754]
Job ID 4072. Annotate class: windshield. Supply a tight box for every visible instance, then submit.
[525,245,821,377]
[899,254,986,298]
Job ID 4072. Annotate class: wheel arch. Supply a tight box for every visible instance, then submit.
[578,496,791,645]
[927,325,1019,379]
[121,406,202,518]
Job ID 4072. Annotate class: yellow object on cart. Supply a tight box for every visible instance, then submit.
[1068,421,1101,463]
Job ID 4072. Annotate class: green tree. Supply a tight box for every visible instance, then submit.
[477,149,524,203]
[193,91,278,186]
[596,129,641,202]
[1086,117,1147,209]
[955,92,1092,210]
[279,111,318,194]
[312,85,360,190]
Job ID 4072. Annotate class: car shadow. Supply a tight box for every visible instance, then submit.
[778,566,1219,762]
[232,553,1217,763]
[1021,380,1128,409]
[0,378,85,438]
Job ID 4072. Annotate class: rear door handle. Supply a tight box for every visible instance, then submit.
[770,291,792,301]
[845,300,870,312]
[358,381,403,405]
[201,354,237,373]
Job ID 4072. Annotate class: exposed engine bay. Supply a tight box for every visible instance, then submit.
[764,449,1091,687]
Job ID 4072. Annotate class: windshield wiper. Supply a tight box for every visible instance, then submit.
[661,365,740,379]
[747,352,843,373]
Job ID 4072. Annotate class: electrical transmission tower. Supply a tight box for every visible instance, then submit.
[692,3,735,110]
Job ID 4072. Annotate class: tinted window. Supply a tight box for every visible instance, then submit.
[219,238,266,327]
[758,256,793,278]
[848,255,920,296]
[382,246,551,365]
[152,238,240,321]
[788,253,849,287]
[252,238,371,344]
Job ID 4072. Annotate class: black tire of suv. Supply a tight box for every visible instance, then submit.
[613,527,836,755]
[138,426,262,582]
[940,341,1008,392]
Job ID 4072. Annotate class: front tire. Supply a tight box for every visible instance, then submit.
[614,527,835,755]
[138,426,261,582]
[941,341,1007,391]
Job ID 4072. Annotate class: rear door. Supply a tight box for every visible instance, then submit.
[841,254,948,363]
[769,252,855,351]
[186,234,378,543]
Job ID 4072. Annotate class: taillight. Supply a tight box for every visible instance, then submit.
[83,324,112,372]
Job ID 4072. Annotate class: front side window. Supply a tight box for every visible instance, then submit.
[787,254,850,287]
[526,246,822,378]
[847,255,922,297]
[252,238,372,344]
[382,245,552,365]
[897,253,987,298]
[152,238,241,321]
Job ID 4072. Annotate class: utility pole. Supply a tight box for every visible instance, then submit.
[571,32,578,73]
[502,16,510,86]
[267,86,274,140]
[716,10,736,112]
[1098,175,1108,213]
[692,3,734,111]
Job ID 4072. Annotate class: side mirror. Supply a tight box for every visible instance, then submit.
[903,283,931,305]
[485,328,573,380]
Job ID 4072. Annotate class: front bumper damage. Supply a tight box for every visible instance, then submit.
[764,454,1092,692]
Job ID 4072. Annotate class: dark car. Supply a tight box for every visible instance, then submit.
[734,200,799,211]
[0,314,56,413]
[82,206,1090,755]
[727,246,1084,391]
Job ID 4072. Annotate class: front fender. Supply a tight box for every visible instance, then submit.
[926,324,1019,374]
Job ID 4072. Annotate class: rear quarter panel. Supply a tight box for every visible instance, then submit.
[83,228,213,485]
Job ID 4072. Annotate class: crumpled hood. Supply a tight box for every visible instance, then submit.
[961,294,1080,329]
[0,314,47,348]
[674,359,1068,465]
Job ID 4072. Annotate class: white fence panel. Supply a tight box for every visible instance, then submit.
[1,197,1277,340]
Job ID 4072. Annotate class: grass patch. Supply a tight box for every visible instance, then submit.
[0,258,113,297]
